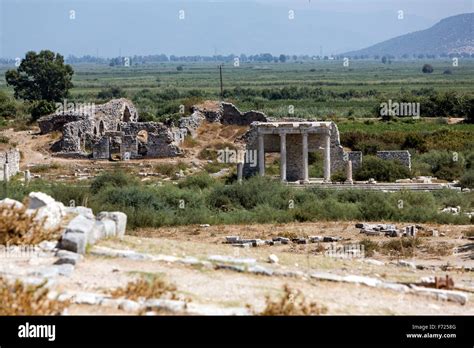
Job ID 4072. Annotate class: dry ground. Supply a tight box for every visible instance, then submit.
[53,221,474,315]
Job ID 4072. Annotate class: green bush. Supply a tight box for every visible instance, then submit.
[416,151,465,181]
[0,92,17,118]
[97,86,126,100]
[460,170,474,189]
[178,172,216,190]
[30,100,56,120]
[90,170,138,194]
[354,156,411,182]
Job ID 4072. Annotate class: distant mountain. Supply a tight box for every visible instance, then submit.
[344,13,474,57]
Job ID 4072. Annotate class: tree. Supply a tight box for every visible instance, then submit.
[0,91,17,118]
[5,50,73,103]
[381,56,387,64]
[279,54,287,63]
[422,64,434,73]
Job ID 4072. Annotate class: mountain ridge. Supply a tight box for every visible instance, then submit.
[344,13,474,57]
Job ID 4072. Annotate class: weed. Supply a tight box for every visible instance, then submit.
[0,277,69,315]
[258,285,327,316]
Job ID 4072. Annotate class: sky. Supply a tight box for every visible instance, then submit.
[0,0,472,58]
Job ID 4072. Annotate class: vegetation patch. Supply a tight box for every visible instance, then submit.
[0,202,60,245]
[257,285,327,316]
[0,277,68,315]
[109,276,178,301]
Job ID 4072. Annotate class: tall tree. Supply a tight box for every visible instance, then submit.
[5,50,74,102]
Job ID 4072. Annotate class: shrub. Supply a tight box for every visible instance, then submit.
[178,172,215,190]
[0,277,69,315]
[359,238,379,257]
[381,237,422,257]
[0,91,17,118]
[0,202,60,245]
[155,162,187,177]
[354,156,411,182]
[331,170,347,183]
[109,276,178,301]
[97,86,126,100]
[416,151,465,181]
[422,64,434,73]
[90,170,138,194]
[258,285,327,316]
[460,170,474,189]
[30,100,56,120]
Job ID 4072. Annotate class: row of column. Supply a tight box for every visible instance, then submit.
[258,132,331,182]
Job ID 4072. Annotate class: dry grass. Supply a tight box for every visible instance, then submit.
[463,228,474,238]
[0,277,69,315]
[109,277,178,301]
[380,237,423,257]
[424,242,454,256]
[0,202,60,245]
[182,135,200,148]
[359,238,379,257]
[31,163,63,173]
[257,285,327,316]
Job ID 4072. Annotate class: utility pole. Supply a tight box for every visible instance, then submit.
[219,65,224,100]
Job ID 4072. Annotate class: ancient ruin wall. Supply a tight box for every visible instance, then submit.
[0,148,20,181]
[376,151,411,169]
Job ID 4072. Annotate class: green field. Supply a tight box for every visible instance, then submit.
[1,59,473,119]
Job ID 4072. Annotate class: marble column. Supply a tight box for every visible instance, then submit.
[302,132,309,183]
[346,160,353,184]
[280,132,287,182]
[323,133,331,182]
[24,170,31,185]
[258,133,265,176]
[3,163,9,182]
[237,162,243,183]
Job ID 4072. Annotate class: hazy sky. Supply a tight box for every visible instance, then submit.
[0,0,472,58]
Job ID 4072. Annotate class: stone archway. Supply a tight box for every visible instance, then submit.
[99,121,105,135]
[123,106,131,122]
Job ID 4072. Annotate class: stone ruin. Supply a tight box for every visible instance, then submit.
[0,148,20,181]
[38,98,187,160]
[238,122,413,183]
[239,121,363,182]
[37,98,411,181]
[37,99,266,160]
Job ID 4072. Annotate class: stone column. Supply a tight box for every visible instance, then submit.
[323,133,331,182]
[280,132,287,182]
[3,163,9,182]
[302,132,309,183]
[24,170,31,185]
[258,133,265,176]
[346,160,353,184]
[237,162,243,183]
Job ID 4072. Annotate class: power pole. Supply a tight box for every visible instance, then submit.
[219,65,224,100]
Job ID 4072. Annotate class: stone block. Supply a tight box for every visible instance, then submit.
[65,206,95,219]
[59,232,86,254]
[27,192,66,230]
[98,211,126,238]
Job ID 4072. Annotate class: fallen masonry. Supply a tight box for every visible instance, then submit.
[87,246,472,306]
[356,223,420,237]
[224,235,344,247]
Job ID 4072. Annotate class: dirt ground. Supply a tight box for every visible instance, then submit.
[53,221,474,315]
